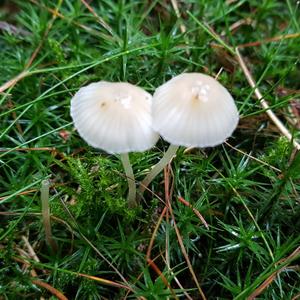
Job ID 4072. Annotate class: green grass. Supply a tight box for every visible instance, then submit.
[1,0,300,299]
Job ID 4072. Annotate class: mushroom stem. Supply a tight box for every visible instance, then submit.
[139,144,179,197]
[120,153,137,208]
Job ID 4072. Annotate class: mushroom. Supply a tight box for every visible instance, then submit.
[70,81,159,208]
[139,72,239,196]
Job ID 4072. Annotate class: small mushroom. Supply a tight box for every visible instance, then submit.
[139,73,239,195]
[70,81,159,208]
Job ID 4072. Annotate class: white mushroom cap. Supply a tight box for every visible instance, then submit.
[70,81,159,154]
[152,73,239,147]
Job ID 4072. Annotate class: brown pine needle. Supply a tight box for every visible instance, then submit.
[31,279,68,300]
[163,167,194,300]
[16,247,38,277]
[78,273,133,291]
[26,0,62,69]
[147,258,179,300]
[146,206,167,260]
[164,166,171,271]
[178,196,209,229]
[0,189,37,201]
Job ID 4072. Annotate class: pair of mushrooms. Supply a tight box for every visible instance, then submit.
[70,73,239,208]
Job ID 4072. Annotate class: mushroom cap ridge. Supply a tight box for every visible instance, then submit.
[152,73,239,147]
[71,81,159,153]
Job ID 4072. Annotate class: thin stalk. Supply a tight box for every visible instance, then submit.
[139,144,179,197]
[40,180,57,252]
[120,153,137,208]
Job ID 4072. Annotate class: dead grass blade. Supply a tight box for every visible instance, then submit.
[292,292,300,300]
[235,47,300,150]
[0,71,29,94]
[170,0,187,34]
